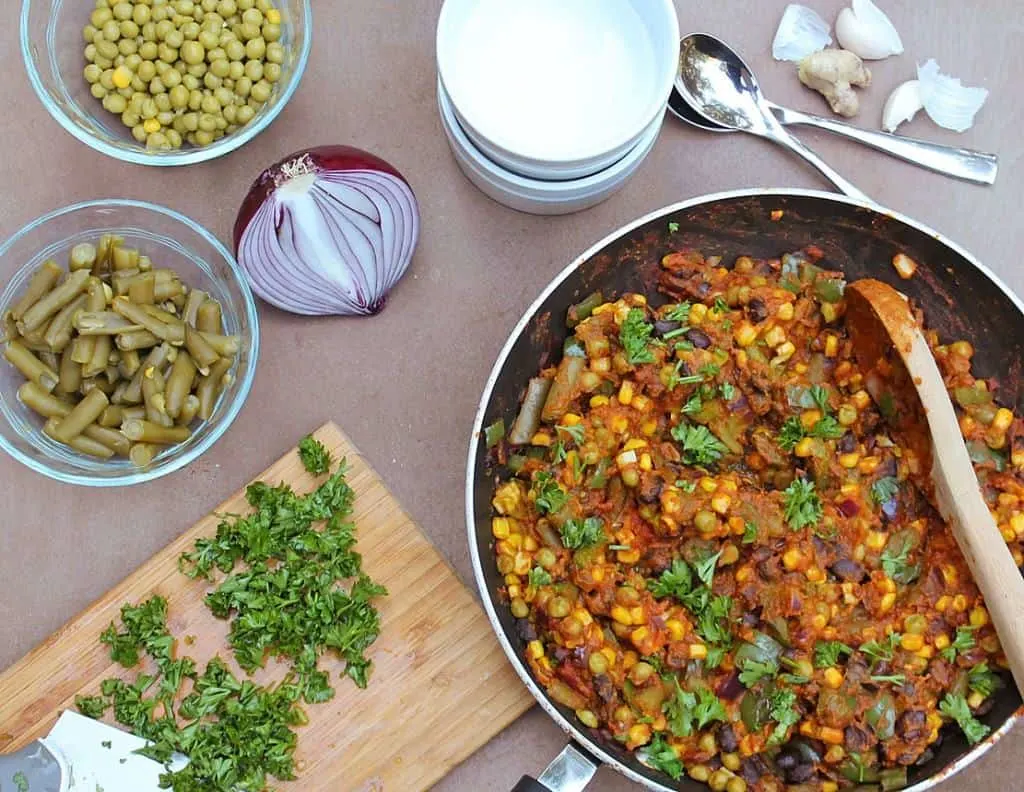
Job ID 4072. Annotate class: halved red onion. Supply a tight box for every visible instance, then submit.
[233,145,420,316]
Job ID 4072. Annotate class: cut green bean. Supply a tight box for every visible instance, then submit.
[197,330,239,357]
[98,404,124,428]
[153,270,184,301]
[69,336,94,364]
[112,269,142,296]
[116,329,161,351]
[68,243,98,272]
[112,297,185,344]
[111,245,139,271]
[164,350,196,418]
[11,260,63,321]
[75,311,144,335]
[110,380,130,404]
[124,344,171,403]
[38,350,60,373]
[94,234,115,275]
[57,351,83,395]
[50,387,108,443]
[118,349,141,378]
[197,356,233,420]
[122,405,146,421]
[129,442,161,466]
[83,334,112,378]
[81,377,116,396]
[178,393,200,426]
[184,325,219,371]
[195,299,223,334]
[127,271,156,304]
[18,381,73,419]
[121,419,191,445]
[182,289,208,327]
[5,341,58,391]
[83,423,131,456]
[141,363,171,427]
[42,294,89,352]
[137,255,153,272]
[18,269,91,333]
[44,418,114,459]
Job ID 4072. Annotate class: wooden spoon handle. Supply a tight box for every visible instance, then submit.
[848,279,1024,695]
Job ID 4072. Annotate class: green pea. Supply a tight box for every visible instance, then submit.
[84,63,103,83]
[200,94,221,114]
[238,0,255,9]
[188,89,203,110]
[183,74,201,90]
[165,29,185,49]
[169,84,190,108]
[180,40,205,64]
[156,59,172,75]
[194,129,214,146]
[155,19,174,41]
[234,76,251,97]
[203,73,222,90]
[137,60,157,82]
[228,60,245,79]
[213,85,233,105]
[202,0,219,12]
[124,54,141,70]
[176,0,196,14]
[217,0,237,16]
[91,82,108,99]
[119,19,139,38]
[158,44,179,63]
[202,15,224,33]
[240,59,260,81]
[245,37,265,60]
[236,103,255,125]
[129,92,147,112]
[83,24,98,43]
[155,93,172,112]
[94,56,114,70]
[239,22,260,41]
[264,62,281,83]
[182,111,200,131]
[147,131,170,149]
[225,39,245,61]
[121,110,141,127]
[132,124,148,142]
[197,112,217,132]
[250,79,271,103]
[208,47,226,61]
[103,92,128,113]
[199,30,220,50]
[90,8,113,27]
[118,38,138,55]
[133,5,151,25]
[139,41,158,60]
[84,43,98,62]
[157,110,175,126]
[112,3,132,21]
[151,5,169,23]
[222,103,237,123]
[140,22,156,41]
[167,129,183,148]
[262,22,281,43]
[140,98,159,119]
[162,68,182,88]
[241,8,262,25]
[97,39,120,60]
[131,75,148,92]
[182,21,201,40]
[187,62,207,77]
[265,41,284,64]
[694,509,719,533]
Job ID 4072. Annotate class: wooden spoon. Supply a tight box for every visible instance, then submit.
[845,278,1024,696]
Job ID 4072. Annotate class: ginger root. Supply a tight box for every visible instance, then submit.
[798,49,872,117]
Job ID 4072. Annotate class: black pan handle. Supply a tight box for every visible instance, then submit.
[509,742,599,792]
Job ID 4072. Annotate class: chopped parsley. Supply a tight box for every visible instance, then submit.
[941,626,977,662]
[298,434,332,476]
[649,559,693,600]
[559,517,605,549]
[642,732,683,780]
[814,640,853,668]
[528,566,552,587]
[664,679,727,737]
[649,559,733,648]
[778,417,806,452]
[705,646,727,669]
[940,693,991,745]
[667,360,704,390]
[860,633,901,665]
[871,476,900,505]
[719,382,736,401]
[739,657,778,687]
[531,472,567,514]
[967,662,1002,697]
[767,688,800,745]
[713,297,729,314]
[620,308,656,365]
[677,479,698,494]
[742,521,758,545]
[808,415,844,439]
[556,423,585,446]
[782,478,823,531]
[810,385,831,414]
[870,674,907,686]
[667,221,680,234]
[665,301,691,322]
[681,393,703,415]
[13,771,29,792]
[672,423,728,466]
[694,550,722,587]
[880,532,920,584]
[695,595,734,646]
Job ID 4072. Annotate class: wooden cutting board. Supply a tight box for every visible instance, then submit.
[0,422,534,790]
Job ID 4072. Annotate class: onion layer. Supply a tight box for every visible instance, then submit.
[234,145,420,317]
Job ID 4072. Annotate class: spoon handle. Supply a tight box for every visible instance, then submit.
[764,124,871,201]
[770,104,998,185]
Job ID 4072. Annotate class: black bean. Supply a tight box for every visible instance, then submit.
[838,432,857,454]
[741,755,770,783]
[844,724,873,753]
[878,456,898,477]
[830,558,866,582]
[976,697,996,716]
[654,319,681,336]
[685,328,712,349]
[516,618,537,643]
[637,474,663,504]
[757,558,780,581]
[747,297,768,323]
[594,674,616,703]
[717,723,738,753]
[696,281,712,298]
[898,709,927,741]
[787,762,815,783]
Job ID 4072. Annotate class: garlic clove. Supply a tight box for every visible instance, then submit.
[917,59,989,133]
[881,80,924,132]
[773,4,833,62]
[835,0,904,60]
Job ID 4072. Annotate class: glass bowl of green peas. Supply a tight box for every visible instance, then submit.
[0,199,260,485]
[20,0,312,165]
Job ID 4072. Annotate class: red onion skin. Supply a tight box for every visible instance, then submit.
[233,145,411,254]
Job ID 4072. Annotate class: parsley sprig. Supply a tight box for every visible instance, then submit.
[940,693,991,745]
[298,434,332,476]
[620,308,656,365]
[560,517,605,549]
[672,423,728,466]
[782,478,823,531]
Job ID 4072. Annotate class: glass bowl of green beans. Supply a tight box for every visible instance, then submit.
[20,0,312,165]
[0,199,260,485]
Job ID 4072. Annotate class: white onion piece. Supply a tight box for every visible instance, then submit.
[835,0,903,60]
[881,79,924,132]
[234,146,420,316]
[773,4,833,62]
[917,59,989,133]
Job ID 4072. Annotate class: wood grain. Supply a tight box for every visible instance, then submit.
[0,422,534,791]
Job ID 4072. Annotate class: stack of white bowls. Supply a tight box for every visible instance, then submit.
[436,0,681,215]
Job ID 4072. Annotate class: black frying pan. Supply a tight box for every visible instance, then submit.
[466,189,1024,792]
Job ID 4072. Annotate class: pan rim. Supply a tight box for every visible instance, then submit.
[465,187,1024,792]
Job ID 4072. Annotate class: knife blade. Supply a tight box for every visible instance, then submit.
[1,712,185,792]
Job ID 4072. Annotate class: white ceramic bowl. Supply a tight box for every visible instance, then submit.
[436,0,679,181]
[438,78,663,215]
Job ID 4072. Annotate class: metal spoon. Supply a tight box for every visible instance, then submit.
[674,34,999,191]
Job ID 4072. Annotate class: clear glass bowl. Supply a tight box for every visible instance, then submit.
[0,200,260,485]
[20,0,312,166]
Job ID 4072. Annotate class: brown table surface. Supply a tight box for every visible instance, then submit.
[2,1,1021,789]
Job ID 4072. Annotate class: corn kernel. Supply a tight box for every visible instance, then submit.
[530,431,552,447]
[777,302,795,321]
[934,634,950,650]
[880,592,896,613]
[824,335,839,358]
[801,409,823,429]
[820,726,844,745]
[881,577,896,594]
[689,643,708,660]
[865,531,887,551]
[513,552,531,575]
[1001,525,1016,542]
[720,544,740,566]
[857,457,881,474]
[143,118,161,134]
[590,395,610,408]
[851,390,871,410]
[989,408,1014,433]
[940,564,959,586]
[265,8,282,24]
[112,65,133,89]
[492,517,510,539]
[916,645,935,659]
[837,404,858,426]
[591,357,611,373]
[666,619,685,641]
[523,536,538,552]
[834,452,860,469]
[952,594,968,612]
[590,565,605,583]
[609,415,629,434]
[699,477,718,493]
[639,453,653,472]
[811,613,828,630]
[794,437,815,457]
[1013,450,1024,469]
[611,606,632,625]
[967,691,986,710]
[950,340,974,359]
[627,723,652,746]
[617,548,641,564]
[711,494,732,514]
[772,341,796,365]
[601,647,617,666]
[735,349,749,368]
[690,303,708,324]
[629,605,645,624]
[936,595,951,612]
[794,362,809,374]
[721,478,739,494]
[630,626,650,647]
[735,566,752,583]
[641,418,658,436]
[764,325,786,348]
[527,640,544,659]
[970,606,990,627]
[782,548,803,571]
[1012,514,1024,537]
[618,381,635,405]
[623,438,648,451]
[632,395,653,412]
[901,633,925,652]
[507,584,521,599]
[806,566,825,583]
[823,782,840,792]
[574,608,593,626]
[823,668,844,689]
[734,321,758,347]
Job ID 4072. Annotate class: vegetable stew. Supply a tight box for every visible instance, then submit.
[488,246,1021,791]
